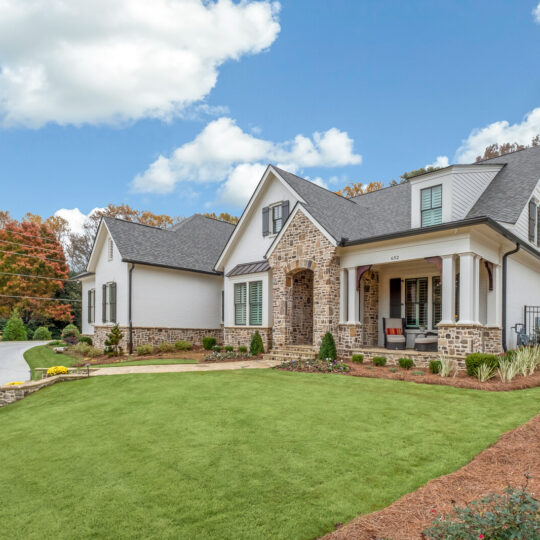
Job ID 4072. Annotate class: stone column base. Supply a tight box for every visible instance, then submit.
[337,323,364,359]
[224,327,273,352]
[437,324,502,357]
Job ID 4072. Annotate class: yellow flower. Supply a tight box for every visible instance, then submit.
[46,366,69,376]
[5,381,23,386]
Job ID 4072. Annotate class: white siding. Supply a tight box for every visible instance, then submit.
[131,266,222,329]
[452,170,500,220]
[503,177,540,248]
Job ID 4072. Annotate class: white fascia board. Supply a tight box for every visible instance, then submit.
[408,163,504,183]
[214,165,305,271]
[264,204,338,260]
[86,220,110,273]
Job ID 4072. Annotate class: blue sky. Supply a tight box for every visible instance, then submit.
[1,0,540,230]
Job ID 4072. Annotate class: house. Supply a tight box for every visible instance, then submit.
[79,145,540,363]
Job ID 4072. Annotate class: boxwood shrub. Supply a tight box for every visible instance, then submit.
[136,344,155,356]
[202,336,217,350]
[33,326,52,341]
[351,354,364,363]
[158,342,175,353]
[224,345,234,352]
[398,357,414,370]
[373,356,387,367]
[238,346,248,353]
[429,360,442,374]
[174,340,191,351]
[465,353,499,377]
[78,335,92,345]
[213,345,222,353]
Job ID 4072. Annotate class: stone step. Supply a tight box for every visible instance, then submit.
[263,353,316,363]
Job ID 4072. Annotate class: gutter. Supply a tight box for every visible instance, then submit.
[122,259,223,277]
[128,263,135,355]
[501,243,520,351]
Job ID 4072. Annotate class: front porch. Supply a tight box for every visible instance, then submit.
[337,253,503,359]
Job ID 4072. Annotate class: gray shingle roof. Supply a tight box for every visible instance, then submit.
[103,214,235,274]
[467,145,540,223]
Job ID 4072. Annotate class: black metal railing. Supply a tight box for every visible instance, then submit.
[514,306,540,346]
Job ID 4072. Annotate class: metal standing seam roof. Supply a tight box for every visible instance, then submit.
[226,260,270,277]
[102,214,235,275]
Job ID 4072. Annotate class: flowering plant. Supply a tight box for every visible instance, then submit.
[46,366,69,377]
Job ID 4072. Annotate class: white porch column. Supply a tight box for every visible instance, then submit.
[487,264,502,326]
[340,269,348,323]
[458,253,478,325]
[440,255,456,325]
[473,255,481,324]
[347,268,359,323]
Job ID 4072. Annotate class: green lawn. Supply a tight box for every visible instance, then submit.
[1,370,539,539]
[24,345,197,378]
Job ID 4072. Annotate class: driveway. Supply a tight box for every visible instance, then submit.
[0,341,48,385]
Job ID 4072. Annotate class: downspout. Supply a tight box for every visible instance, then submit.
[128,263,135,354]
[501,243,520,351]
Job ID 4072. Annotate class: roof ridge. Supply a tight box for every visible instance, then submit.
[271,165,358,205]
[474,143,540,164]
[350,181,409,201]
[193,213,236,227]
[104,216,166,231]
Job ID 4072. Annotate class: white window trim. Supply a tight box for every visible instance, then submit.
[228,274,268,328]
[89,288,96,324]
[269,201,283,237]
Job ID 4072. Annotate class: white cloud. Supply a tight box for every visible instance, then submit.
[455,107,540,163]
[425,155,449,169]
[0,0,280,127]
[54,207,102,235]
[534,2,540,23]
[133,117,362,205]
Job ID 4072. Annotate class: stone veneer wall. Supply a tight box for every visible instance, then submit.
[437,324,503,357]
[360,349,465,370]
[361,271,379,346]
[337,324,364,358]
[268,210,340,349]
[224,327,272,352]
[290,269,314,345]
[93,326,223,350]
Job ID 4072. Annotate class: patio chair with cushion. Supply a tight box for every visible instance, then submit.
[414,331,438,352]
[383,318,406,350]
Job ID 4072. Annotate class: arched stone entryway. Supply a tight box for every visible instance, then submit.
[288,268,314,345]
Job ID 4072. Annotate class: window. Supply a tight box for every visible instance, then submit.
[432,277,441,327]
[421,185,442,227]
[272,204,282,234]
[537,206,540,247]
[249,281,263,325]
[102,282,117,323]
[530,200,537,243]
[88,289,95,324]
[234,283,246,325]
[405,277,428,328]
[108,238,114,261]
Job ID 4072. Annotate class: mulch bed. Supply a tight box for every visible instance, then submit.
[346,363,540,391]
[322,413,540,540]
[202,353,262,363]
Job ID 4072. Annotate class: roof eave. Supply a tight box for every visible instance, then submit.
[122,259,223,276]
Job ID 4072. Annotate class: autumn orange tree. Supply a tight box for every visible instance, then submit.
[0,216,73,325]
[335,181,385,198]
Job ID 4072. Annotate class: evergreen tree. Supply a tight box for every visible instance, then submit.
[250,331,264,355]
[1,309,27,341]
[318,332,337,360]
[104,324,124,356]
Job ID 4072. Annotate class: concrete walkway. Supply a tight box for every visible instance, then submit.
[0,341,49,385]
[91,358,281,376]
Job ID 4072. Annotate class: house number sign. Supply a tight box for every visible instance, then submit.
[390,255,400,261]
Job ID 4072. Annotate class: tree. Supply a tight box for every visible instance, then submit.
[318,332,337,360]
[0,216,73,324]
[1,309,27,341]
[104,324,123,356]
[475,135,540,162]
[250,331,264,355]
[335,181,385,198]
[202,212,239,224]
[400,166,442,182]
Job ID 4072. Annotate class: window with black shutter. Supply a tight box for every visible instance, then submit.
[102,284,107,322]
[88,289,95,324]
[110,282,117,323]
[262,207,269,236]
[528,200,536,242]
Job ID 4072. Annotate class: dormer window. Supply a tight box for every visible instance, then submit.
[421,185,442,227]
[108,238,114,261]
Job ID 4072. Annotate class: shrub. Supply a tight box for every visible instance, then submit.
[498,358,519,383]
[318,332,337,360]
[46,366,69,377]
[136,344,155,356]
[174,340,191,351]
[351,354,364,363]
[238,346,248,353]
[47,340,65,347]
[465,353,499,377]
[412,370,424,376]
[157,342,175,353]
[277,358,349,373]
[74,342,92,355]
[250,331,265,355]
[104,324,123,356]
[61,323,80,345]
[224,345,234,352]
[202,336,216,350]
[424,482,540,539]
[477,362,496,382]
[86,347,102,358]
[33,326,52,341]
[1,309,27,341]
[429,360,441,374]
[78,336,92,345]
[213,345,222,353]
[439,356,459,378]
[398,358,414,370]
[513,346,539,377]
[373,356,386,366]
[389,367,398,373]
